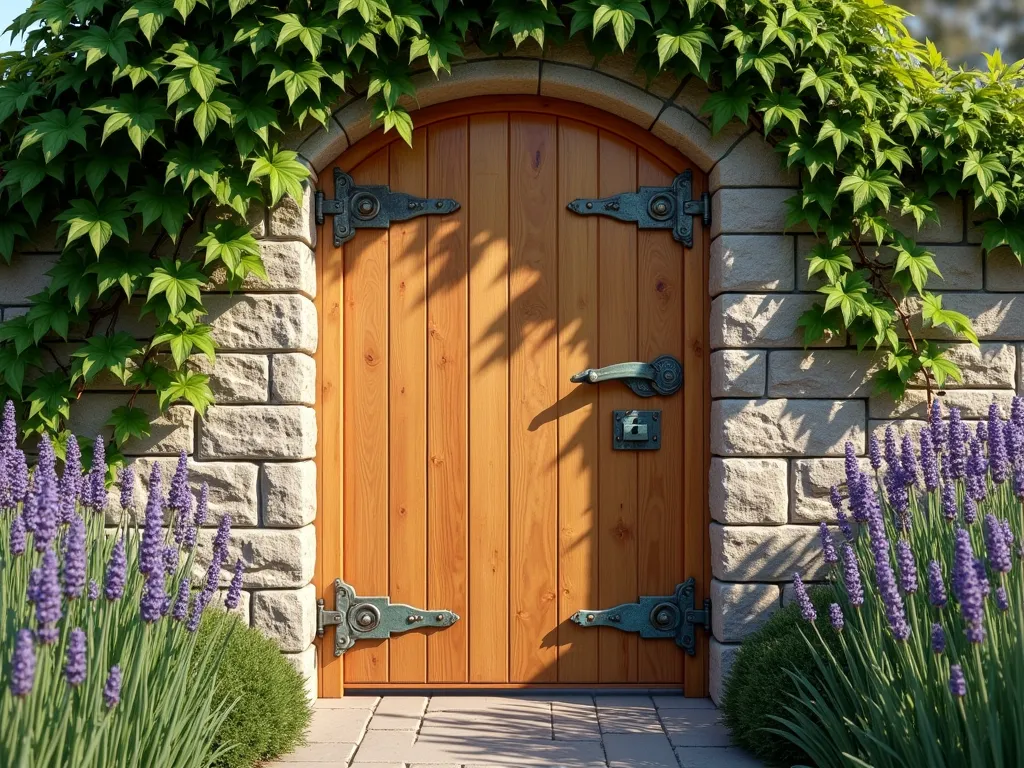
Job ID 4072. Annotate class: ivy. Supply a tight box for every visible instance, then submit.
[1,0,1023,467]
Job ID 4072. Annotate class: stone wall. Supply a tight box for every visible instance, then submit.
[0,193,320,699]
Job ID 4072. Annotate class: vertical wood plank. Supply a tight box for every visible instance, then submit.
[427,118,470,683]
[597,131,640,684]
[509,114,559,683]
[467,114,511,683]
[637,150,684,685]
[556,119,600,683]
[388,132,428,683]
[343,149,391,683]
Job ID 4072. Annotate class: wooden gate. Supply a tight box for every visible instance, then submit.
[314,96,710,696]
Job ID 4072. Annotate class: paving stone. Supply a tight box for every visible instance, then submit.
[374,695,429,717]
[305,707,372,743]
[676,746,764,767]
[594,695,655,708]
[661,708,731,747]
[420,708,551,736]
[651,696,717,710]
[603,733,679,767]
[276,741,357,762]
[426,696,551,713]
[315,696,379,709]
[553,701,602,741]
[350,731,416,763]
[599,706,664,734]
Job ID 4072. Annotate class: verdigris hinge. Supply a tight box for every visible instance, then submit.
[570,577,710,656]
[566,169,710,248]
[316,578,460,657]
[315,168,461,247]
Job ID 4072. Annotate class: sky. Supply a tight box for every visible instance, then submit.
[0,0,28,52]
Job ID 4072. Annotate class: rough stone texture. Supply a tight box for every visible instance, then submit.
[70,395,194,456]
[711,188,809,238]
[790,458,868,524]
[251,585,317,652]
[540,64,663,130]
[710,235,795,294]
[710,524,828,581]
[208,240,316,298]
[712,293,845,349]
[709,639,739,706]
[710,580,781,642]
[869,389,1015,420]
[271,353,317,405]
[294,117,350,174]
[985,246,1024,292]
[711,399,866,457]
[710,132,799,190]
[199,406,317,460]
[262,461,317,528]
[268,181,316,246]
[129,457,260,527]
[796,241,983,292]
[205,293,318,353]
[193,525,316,588]
[0,252,59,304]
[283,645,318,701]
[710,350,766,398]
[411,59,540,110]
[906,343,1016,390]
[709,458,788,525]
[189,354,270,404]
[767,349,876,398]
[903,293,1024,341]
[651,105,747,173]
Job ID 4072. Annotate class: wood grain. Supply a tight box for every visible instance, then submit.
[426,118,470,683]
[509,114,559,683]
[467,114,511,683]
[555,118,600,683]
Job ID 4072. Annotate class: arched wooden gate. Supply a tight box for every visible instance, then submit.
[314,96,711,696]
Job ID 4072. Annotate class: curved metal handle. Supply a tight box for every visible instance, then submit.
[569,355,683,397]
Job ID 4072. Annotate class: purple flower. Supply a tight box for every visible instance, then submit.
[828,603,844,631]
[58,435,82,524]
[28,436,59,551]
[964,496,978,526]
[62,516,87,600]
[212,514,232,562]
[105,537,127,601]
[896,539,918,593]
[0,453,10,510]
[140,564,166,623]
[967,438,987,502]
[1015,461,1024,501]
[974,558,991,598]
[829,485,843,513]
[920,428,939,492]
[949,408,968,479]
[225,558,245,610]
[9,450,28,504]
[976,420,988,443]
[819,522,838,564]
[118,466,135,512]
[88,580,99,601]
[0,400,16,459]
[866,502,910,641]
[884,427,899,474]
[930,399,946,452]
[29,548,62,643]
[793,573,816,622]
[996,586,1010,612]
[81,436,107,512]
[187,590,210,633]
[841,543,864,606]
[9,629,35,697]
[1003,519,1015,552]
[869,434,882,470]
[103,666,122,709]
[9,514,26,556]
[928,560,948,607]
[65,628,87,687]
[941,478,958,521]
[139,464,164,576]
[900,434,919,488]
[985,514,1012,573]
[168,451,193,545]
[836,509,854,542]
[952,529,986,643]
[989,405,1010,484]
[184,483,209,549]
[172,578,192,621]
[163,546,179,575]
[931,623,946,654]
[949,664,967,697]
[846,443,872,523]
[1013,396,1024,428]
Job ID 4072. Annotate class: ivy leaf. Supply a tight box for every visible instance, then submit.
[873,366,909,401]
[816,116,864,156]
[25,290,72,342]
[168,43,232,101]
[164,142,222,193]
[122,0,175,43]
[817,271,870,327]
[0,80,43,123]
[962,149,1008,193]
[0,344,40,396]
[54,198,132,256]
[80,153,133,196]
[196,221,261,273]
[18,108,95,162]
[158,369,214,416]
[980,219,1024,258]
[759,90,806,133]
[796,303,842,347]
[127,179,191,236]
[0,315,38,355]
[273,13,329,58]
[153,322,217,368]
[46,253,97,313]
[892,239,941,295]
[107,406,152,447]
[71,333,141,384]
[86,249,152,299]
[72,25,135,69]
[655,23,714,69]
[88,94,167,154]
[367,63,416,111]
[701,83,756,134]
[147,259,206,317]
[337,0,390,23]
[918,342,963,389]
[490,0,561,48]
[191,97,232,142]
[247,145,309,206]
[408,28,463,75]
[806,242,853,283]
[27,372,73,425]
[376,104,414,146]
[0,219,29,263]
[921,293,979,345]
[836,167,901,211]
[267,59,328,106]
[0,155,63,197]
[898,194,939,231]
[592,0,650,50]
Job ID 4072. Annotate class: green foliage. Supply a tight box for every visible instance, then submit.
[196,610,313,768]
[1,0,1024,454]
[721,585,842,767]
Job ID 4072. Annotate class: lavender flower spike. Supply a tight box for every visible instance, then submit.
[168,451,193,545]
[88,580,99,601]
[931,623,946,654]
[828,604,844,631]
[212,513,232,563]
[900,434,919,488]
[793,573,816,622]
[952,528,986,644]
[118,465,135,512]
[104,537,127,601]
[842,543,864,606]
[869,434,882,470]
[65,628,87,687]
[920,428,939,492]
[29,436,59,552]
[140,564,166,624]
[139,464,165,576]
[10,629,36,697]
[930,398,946,452]
[225,558,245,610]
[62,516,87,600]
[896,539,918,593]
[9,514,26,556]
[990,404,1010,484]
[103,666,122,709]
[928,561,948,607]
[0,400,16,459]
[82,435,108,512]
[29,548,62,643]
[819,522,838,564]
[996,586,1010,612]
[172,578,192,621]
[58,435,82,524]
[985,514,1012,573]
[949,664,967,697]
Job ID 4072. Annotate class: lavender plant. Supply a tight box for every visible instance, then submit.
[773,397,1024,766]
[0,400,245,767]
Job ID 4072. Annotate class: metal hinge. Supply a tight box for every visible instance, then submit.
[570,578,710,655]
[315,168,461,247]
[566,169,710,248]
[316,578,460,657]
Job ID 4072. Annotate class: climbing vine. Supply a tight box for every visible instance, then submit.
[1,0,1023,464]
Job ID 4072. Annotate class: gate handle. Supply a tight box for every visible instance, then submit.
[569,355,682,397]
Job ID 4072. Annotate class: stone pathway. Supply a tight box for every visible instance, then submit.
[269,694,762,767]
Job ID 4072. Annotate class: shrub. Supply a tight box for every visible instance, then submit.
[197,609,312,768]
[721,585,842,767]
[0,400,246,767]
[772,396,1024,766]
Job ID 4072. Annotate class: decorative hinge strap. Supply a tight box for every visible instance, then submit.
[315,168,461,247]
[566,169,710,248]
[316,578,460,657]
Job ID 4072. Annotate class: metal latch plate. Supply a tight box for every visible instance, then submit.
[614,410,661,451]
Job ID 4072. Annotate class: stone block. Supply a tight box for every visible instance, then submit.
[540,64,663,130]
[790,458,868,524]
[70,394,193,456]
[710,523,827,581]
[711,350,766,397]
[711,399,866,456]
[282,645,318,700]
[710,580,781,642]
[710,132,798,190]
[199,405,316,460]
[0,252,58,304]
[868,419,929,447]
[2,307,29,321]
[709,639,740,706]
[870,389,1015,420]
[782,580,826,607]
[711,188,808,238]
[251,584,317,652]
[985,246,1024,292]
[712,293,844,349]
[268,181,315,246]
[651,105,746,173]
[207,240,316,298]
[767,350,876,398]
[595,49,680,99]
[709,458,788,524]
[411,59,540,110]
[294,116,350,174]
[901,294,1024,341]
[204,294,317,353]
[271,353,317,405]
[211,588,251,622]
[709,235,795,294]
[129,457,260,527]
[883,195,964,244]
[189,354,269,404]
[262,461,317,527]
[907,343,1016,390]
[192,524,316,588]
